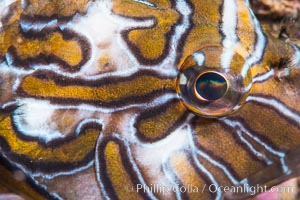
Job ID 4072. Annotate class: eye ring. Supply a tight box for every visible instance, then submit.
[193,71,229,102]
[176,47,252,118]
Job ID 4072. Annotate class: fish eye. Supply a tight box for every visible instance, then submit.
[176,48,251,118]
[194,71,228,101]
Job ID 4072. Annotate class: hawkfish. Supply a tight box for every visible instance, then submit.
[0,0,299,199]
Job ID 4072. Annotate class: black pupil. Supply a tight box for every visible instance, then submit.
[195,72,227,101]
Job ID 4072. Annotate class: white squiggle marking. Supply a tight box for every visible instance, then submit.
[190,120,259,182]
[50,193,64,200]
[133,0,157,7]
[0,61,34,75]
[75,118,104,135]
[27,118,103,179]
[115,17,162,70]
[192,52,205,66]
[162,162,182,200]
[20,18,58,33]
[2,118,102,178]
[64,1,120,75]
[195,149,240,184]
[0,150,94,179]
[232,104,242,111]
[132,119,190,149]
[13,100,65,142]
[0,0,177,78]
[5,52,14,66]
[151,0,192,74]
[132,123,191,199]
[187,125,222,200]
[179,74,187,85]
[30,177,63,200]
[290,44,300,66]
[114,0,192,76]
[20,0,28,8]
[0,0,16,17]
[12,77,20,91]
[241,3,267,77]
[222,119,288,172]
[235,129,272,165]
[1,101,17,109]
[95,134,158,200]
[94,135,109,200]
[244,82,252,92]
[11,106,103,157]
[247,96,300,124]
[252,69,274,83]
[14,93,177,116]
[221,0,239,69]
[118,134,158,200]
[33,161,94,180]
[0,156,62,199]
[25,64,177,81]
[68,1,155,75]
